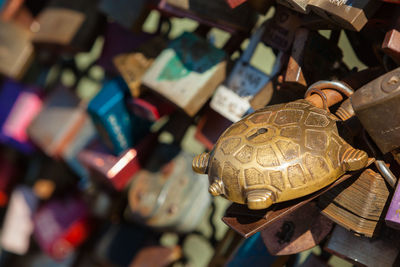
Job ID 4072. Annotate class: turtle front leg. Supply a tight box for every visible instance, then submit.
[246,190,274,210]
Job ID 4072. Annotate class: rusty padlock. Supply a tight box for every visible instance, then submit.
[336,67,400,154]
[318,168,389,237]
[308,0,381,31]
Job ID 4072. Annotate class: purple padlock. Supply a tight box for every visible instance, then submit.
[97,22,154,74]
[386,181,400,230]
[33,196,90,260]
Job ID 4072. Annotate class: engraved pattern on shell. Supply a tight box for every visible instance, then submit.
[209,99,347,205]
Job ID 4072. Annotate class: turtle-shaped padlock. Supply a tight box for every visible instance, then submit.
[192,99,368,210]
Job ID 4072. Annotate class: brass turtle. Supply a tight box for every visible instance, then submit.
[193,99,368,210]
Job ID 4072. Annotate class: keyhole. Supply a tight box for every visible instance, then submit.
[257,128,268,134]
[248,128,269,140]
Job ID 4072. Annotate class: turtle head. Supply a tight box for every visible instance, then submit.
[341,145,369,171]
[192,152,210,174]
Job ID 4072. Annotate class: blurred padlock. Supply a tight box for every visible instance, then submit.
[281,29,345,99]
[0,0,23,21]
[28,86,96,181]
[0,20,33,79]
[33,196,91,260]
[78,133,158,191]
[0,186,38,255]
[114,36,168,97]
[382,13,400,65]
[98,22,155,76]
[195,107,233,150]
[0,80,42,154]
[318,168,389,237]
[308,0,381,31]
[382,29,400,65]
[262,6,302,52]
[0,0,35,29]
[211,22,283,122]
[126,91,176,122]
[276,0,310,13]
[142,32,227,117]
[88,78,151,155]
[159,0,258,33]
[98,0,149,31]
[324,225,400,266]
[127,149,211,232]
[33,0,106,54]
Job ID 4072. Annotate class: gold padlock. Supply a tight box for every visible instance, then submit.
[193,81,368,210]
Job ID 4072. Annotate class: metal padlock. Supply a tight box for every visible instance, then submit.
[0,20,33,79]
[194,83,368,211]
[211,22,284,122]
[336,67,400,154]
[324,225,400,266]
[308,0,381,31]
[142,32,227,117]
[318,168,389,237]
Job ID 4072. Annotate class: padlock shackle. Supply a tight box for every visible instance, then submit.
[305,80,354,98]
[305,89,343,109]
[238,22,267,63]
[304,81,354,110]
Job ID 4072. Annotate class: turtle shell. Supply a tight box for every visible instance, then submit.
[207,99,351,205]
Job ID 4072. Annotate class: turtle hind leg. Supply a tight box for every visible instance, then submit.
[341,146,368,171]
[246,190,275,210]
